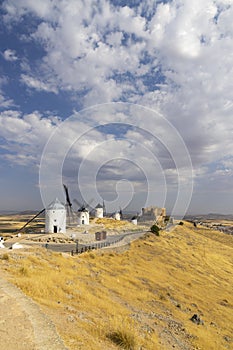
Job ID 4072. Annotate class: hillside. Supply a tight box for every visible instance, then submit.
[0,222,233,349]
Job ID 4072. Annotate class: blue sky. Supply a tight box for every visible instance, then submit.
[0,0,233,215]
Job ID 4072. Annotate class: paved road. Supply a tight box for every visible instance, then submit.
[44,231,147,254]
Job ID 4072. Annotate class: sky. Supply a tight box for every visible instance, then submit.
[0,0,233,216]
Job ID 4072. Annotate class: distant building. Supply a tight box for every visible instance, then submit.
[131,216,138,225]
[0,236,5,249]
[94,203,104,218]
[140,206,166,224]
[113,212,121,221]
[77,207,89,225]
[45,198,66,233]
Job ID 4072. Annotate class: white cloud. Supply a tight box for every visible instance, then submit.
[0,93,14,108]
[2,49,18,61]
[0,110,60,165]
[0,78,14,108]
[1,0,233,212]
[21,74,58,93]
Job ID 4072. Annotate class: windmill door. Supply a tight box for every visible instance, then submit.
[53,226,58,233]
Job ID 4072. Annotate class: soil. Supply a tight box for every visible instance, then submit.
[0,271,68,350]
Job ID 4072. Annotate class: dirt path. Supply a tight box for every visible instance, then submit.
[0,272,68,350]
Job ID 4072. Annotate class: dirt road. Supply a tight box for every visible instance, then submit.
[0,271,68,350]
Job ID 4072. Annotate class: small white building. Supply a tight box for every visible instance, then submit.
[94,203,104,218]
[131,217,138,225]
[77,207,89,225]
[45,198,66,234]
[113,212,121,221]
[0,236,5,249]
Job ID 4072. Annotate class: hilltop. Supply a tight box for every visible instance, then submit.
[0,221,233,349]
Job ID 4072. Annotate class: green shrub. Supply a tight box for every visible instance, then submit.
[150,224,160,236]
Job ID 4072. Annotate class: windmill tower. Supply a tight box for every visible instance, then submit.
[77,206,90,225]
[113,211,121,221]
[94,203,104,218]
[45,198,66,233]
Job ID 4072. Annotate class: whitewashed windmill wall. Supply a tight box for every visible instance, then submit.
[77,208,89,225]
[94,204,104,218]
[113,212,121,221]
[45,198,66,233]
[131,218,137,225]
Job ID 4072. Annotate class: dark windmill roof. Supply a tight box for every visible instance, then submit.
[95,203,103,209]
[78,206,89,213]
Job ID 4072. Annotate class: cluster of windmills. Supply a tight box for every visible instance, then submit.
[19,184,127,235]
[45,184,127,234]
[63,184,108,225]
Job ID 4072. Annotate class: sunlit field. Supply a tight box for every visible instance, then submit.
[1,221,233,349]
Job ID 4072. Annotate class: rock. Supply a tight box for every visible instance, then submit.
[190,314,204,325]
[223,335,231,343]
[67,315,76,322]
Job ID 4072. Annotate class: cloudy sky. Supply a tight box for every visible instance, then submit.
[0,0,232,215]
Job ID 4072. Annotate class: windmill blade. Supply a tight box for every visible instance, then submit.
[119,207,123,219]
[63,184,72,207]
[73,198,82,208]
[17,208,45,232]
[103,200,106,215]
[85,198,95,210]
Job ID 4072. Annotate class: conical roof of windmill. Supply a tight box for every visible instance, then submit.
[78,205,89,212]
[47,198,65,210]
[95,203,103,208]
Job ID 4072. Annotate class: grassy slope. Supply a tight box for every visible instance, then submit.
[1,222,233,349]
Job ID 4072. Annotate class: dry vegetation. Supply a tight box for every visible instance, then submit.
[0,215,145,238]
[91,217,146,233]
[0,221,233,349]
[0,214,44,234]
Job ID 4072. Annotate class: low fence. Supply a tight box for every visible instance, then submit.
[74,234,126,255]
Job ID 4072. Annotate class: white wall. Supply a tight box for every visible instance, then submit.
[77,211,89,225]
[45,209,66,233]
[95,207,103,218]
[114,212,121,221]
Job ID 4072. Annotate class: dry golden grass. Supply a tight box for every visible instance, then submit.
[0,214,44,233]
[0,221,233,349]
[94,217,143,231]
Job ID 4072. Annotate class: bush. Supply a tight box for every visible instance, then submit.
[178,221,184,225]
[19,266,29,276]
[0,253,9,260]
[107,329,136,349]
[150,224,160,236]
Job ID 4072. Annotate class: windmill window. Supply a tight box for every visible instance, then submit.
[54,219,57,222]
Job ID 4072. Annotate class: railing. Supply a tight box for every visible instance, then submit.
[43,231,147,255]
[74,235,125,255]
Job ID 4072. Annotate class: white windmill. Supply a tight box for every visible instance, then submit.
[77,206,90,225]
[45,198,66,233]
[94,203,104,218]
